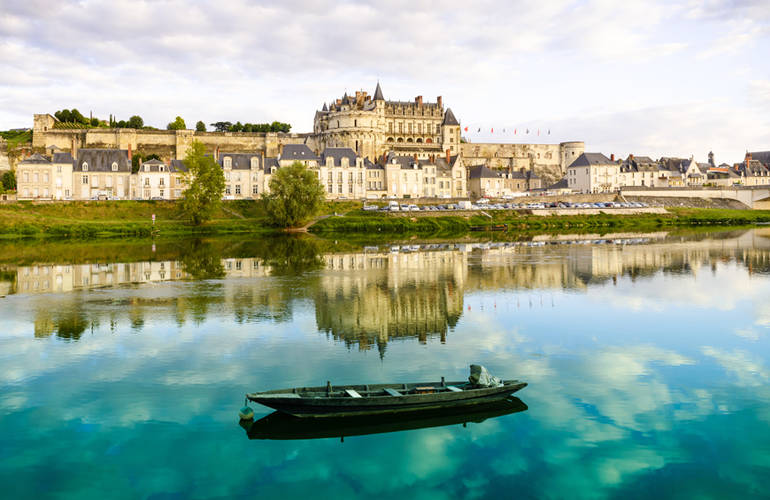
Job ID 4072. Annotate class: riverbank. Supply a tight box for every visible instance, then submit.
[309,207,770,235]
[4,201,770,239]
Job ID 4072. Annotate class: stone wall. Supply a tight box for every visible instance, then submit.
[0,138,10,171]
[33,114,311,161]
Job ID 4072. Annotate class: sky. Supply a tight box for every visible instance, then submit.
[0,0,768,164]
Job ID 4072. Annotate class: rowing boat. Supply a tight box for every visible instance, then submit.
[245,365,526,418]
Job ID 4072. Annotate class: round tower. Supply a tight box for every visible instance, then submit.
[560,141,585,170]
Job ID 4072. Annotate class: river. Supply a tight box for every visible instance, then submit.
[1,229,769,499]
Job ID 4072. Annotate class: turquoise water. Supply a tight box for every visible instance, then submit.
[1,230,770,499]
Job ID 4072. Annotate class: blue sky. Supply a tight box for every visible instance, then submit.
[0,0,768,163]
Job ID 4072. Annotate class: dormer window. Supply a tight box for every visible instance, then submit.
[271,167,277,174]
[250,158,258,169]
[224,157,232,169]
[144,165,149,172]
[82,162,88,171]
[111,162,118,172]
[159,165,165,172]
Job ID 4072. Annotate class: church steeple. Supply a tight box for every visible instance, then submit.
[373,82,384,101]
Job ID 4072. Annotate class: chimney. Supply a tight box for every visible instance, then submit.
[215,146,219,161]
[610,153,615,162]
[278,144,284,157]
[261,150,265,168]
[71,136,77,159]
[128,143,132,162]
[414,153,418,162]
[437,96,443,108]
[446,149,451,164]
[415,96,423,106]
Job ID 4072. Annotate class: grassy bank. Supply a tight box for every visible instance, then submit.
[0,200,364,239]
[310,208,770,236]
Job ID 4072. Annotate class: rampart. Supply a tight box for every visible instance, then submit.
[33,114,313,160]
[460,141,584,185]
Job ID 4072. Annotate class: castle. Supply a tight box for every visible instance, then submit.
[29,83,584,185]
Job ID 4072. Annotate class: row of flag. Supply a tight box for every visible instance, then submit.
[463,126,550,135]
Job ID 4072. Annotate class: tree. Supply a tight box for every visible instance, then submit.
[128,115,144,129]
[1,171,16,192]
[167,116,186,130]
[180,141,225,225]
[263,161,325,228]
[70,109,88,124]
[210,121,232,132]
[90,117,99,127]
[231,121,243,132]
[195,121,206,132]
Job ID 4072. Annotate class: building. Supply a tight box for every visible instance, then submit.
[317,147,367,199]
[382,154,425,199]
[618,155,659,187]
[565,153,619,193]
[72,149,133,200]
[16,152,73,200]
[217,151,264,199]
[313,83,461,160]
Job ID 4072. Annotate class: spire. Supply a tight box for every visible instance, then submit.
[442,107,459,126]
[322,102,328,112]
[373,81,384,101]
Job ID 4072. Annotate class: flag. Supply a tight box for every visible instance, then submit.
[548,129,550,135]
[538,129,540,136]
[526,129,529,134]
[514,129,517,134]
[464,126,468,132]
[477,127,481,132]
[503,128,506,133]
[491,128,494,133]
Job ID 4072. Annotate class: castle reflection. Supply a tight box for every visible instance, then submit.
[6,229,770,349]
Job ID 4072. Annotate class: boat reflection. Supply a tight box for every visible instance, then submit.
[240,397,528,441]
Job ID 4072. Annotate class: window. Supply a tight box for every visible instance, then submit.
[106,176,112,188]
[251,158,258,169]
[144,178,150,186]
[43,173,49,183]
[82,163,88,171]
[159,165,165,172]
[159,178,165,186]
[65,189,70,197]
[174,189,181,197]
[34,172,39,183]
[252,185,258,195]
[112,162,118,172]
[57,166,62,173]
[82,175,88,184]
[23,171,29,182]
[91,175,98,187]
[225,186,231,195]
[235,185,241,195]
[159,189,164,198]
[224,157,232,169]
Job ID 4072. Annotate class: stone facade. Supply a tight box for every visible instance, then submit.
[16,152,73,200]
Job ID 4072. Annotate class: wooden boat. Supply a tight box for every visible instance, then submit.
[240,397,528,440]
[246,377,527,418]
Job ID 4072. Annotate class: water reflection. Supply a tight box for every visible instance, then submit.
[6,230,770,351]
[241,397,528,441]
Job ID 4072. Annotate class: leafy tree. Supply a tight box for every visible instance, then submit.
[270,121,291,133]
[90,117,99,127]
[195,121,206,132]
[70,109,87,124]
[180,141,225,225]
[231,121,243,132]
[1,171,16,192]
[128,115,144,129]
[116,120,128,128]
[263,161,325,228]
[210,121,232,132]
[131,153,161,173]
[167,116,186,130]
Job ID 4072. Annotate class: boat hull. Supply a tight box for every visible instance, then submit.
[247,380,527,418]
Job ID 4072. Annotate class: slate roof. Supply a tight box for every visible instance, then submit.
[548,178,569,190]
[280,144,319,161]
[322,103,328,111]
[749,151,770,166]
[263,158,279,173]
[631,155,655,164]
[373,82,384,101]
[442,108,459,126]
[364,158,380,170]
[218,152,260,170]
[320,147,359,167]
[74,149,131,172]
[52,152,73,164]
[19,153,51,164]
[170,159,189,173]
[468,165,501,179]
[382,153,420,170]
[569,152,614,168]
[140,159,177,173]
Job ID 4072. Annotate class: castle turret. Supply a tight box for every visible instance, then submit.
[441,108,460,155]
[373,82,384,101]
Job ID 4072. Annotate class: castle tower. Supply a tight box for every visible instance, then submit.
[440,108,460,155]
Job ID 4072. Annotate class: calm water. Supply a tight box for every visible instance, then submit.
[1,230,770,499]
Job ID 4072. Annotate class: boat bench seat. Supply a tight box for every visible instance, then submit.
[345,389,362,398]
[384,388,402,397]
[446,386,463,392]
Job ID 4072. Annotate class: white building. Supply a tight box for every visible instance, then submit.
[566,153,619,193]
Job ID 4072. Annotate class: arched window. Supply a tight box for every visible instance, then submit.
[416,138,423,143]
[426,138,433,143]
[112,162,118,172]
[406,138,413,143]
[387,137,394,143]
[82,162,88,171]
[397,138,404,143]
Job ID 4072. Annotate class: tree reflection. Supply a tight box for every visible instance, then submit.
[179,239,226,280]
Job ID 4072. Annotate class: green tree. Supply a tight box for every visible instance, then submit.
[230,121,243,132]
[210,121,232,132]
[70,109,88,124]
[1,171,16,192]
[263,161,325,227]
[195,121,206,132]
[167,116,186,130]
[90,117,99,127]
[180,141,225,225]
[128,115,144,129]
